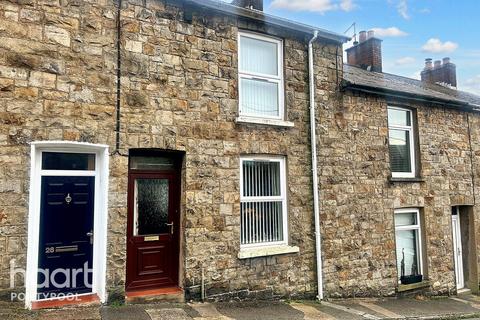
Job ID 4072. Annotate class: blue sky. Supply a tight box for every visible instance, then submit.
[260,0,480,95]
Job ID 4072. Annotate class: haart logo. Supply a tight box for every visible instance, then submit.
[9,259,92,302]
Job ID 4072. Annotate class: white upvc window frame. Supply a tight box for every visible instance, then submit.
[239,155,288,249]
[394,208,424,282]
[238,31,285,120]
[387,106,416,178]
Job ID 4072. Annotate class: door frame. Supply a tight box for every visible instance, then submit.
[25,141,109,309]
[452,209,464,289]
[125,171,180,291]
[125,150,183,293]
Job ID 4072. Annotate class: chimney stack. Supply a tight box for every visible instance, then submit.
[359,30,367,43]
[231,0,263,11]
[424,58,433,70]
[420,57,457,88]
[346,29,383,72]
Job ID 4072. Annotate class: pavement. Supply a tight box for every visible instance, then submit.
[2,294,480,320]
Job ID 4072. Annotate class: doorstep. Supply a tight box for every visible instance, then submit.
[457,288,472,295]
[398,280,431,292]
[125,287,184,304]
[31,293,100,310]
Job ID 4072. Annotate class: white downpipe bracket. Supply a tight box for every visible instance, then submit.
[308,30,324,300]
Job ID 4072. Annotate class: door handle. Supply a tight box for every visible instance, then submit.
[87,230,94,245]
[165,222,174,235]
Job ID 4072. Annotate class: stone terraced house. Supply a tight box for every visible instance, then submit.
[0,0,479,309]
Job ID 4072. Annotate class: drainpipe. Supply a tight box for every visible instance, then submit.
[308,30,324,300]
[114,0,122,155]
[467,113,476,206]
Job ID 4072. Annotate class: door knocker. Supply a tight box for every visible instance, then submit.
[65,193,72,204]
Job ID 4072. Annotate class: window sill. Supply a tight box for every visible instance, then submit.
[235,116,295,128]
[398,280,430,292]
[389,177,425,183]
[238,245,299,259]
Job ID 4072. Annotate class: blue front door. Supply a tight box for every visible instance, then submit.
[37,176,95,299]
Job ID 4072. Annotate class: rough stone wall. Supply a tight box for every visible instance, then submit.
[466,114,480,292]
[319,90,480,298]
[0,0,339,302]
[3,0,477,304]
[110,0,342,301]
[0,0,117,294]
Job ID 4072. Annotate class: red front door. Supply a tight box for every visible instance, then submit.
[126,170,180,292]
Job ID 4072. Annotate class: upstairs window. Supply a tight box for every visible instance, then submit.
[238,32,284,120]
[388,107,416,178]
[240,156,287,247]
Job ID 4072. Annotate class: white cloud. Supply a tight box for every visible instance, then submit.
[340,0,355,11]
[397,0,410,19]
[372,27,408,37]
[270,0,356,13]
[419,8,430,14]
[462,75,480,95]
[421,38,459,53]
[395,56,416,66]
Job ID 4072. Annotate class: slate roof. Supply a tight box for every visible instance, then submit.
[185,0,350,43]
[343,64,480,110]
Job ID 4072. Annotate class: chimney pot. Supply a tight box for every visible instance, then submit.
[443,57,451,64]
[346,31,382,72]
[359,31,367,43]
[367,30,375,39]
[425,58,433,70]
[434,60,442,69]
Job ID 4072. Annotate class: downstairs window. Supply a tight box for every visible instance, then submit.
[240,156,287,248]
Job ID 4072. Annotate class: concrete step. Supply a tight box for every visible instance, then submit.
[126,287,185,304]
[458,288,472,295]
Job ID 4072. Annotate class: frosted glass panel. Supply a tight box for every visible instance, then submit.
[396,229,420,277]
[240,78,279,117]
[240,36,278,76]
[135,179,169,236]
